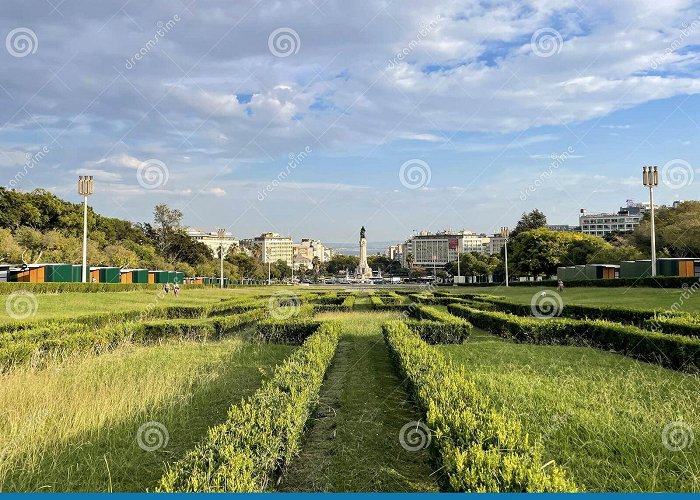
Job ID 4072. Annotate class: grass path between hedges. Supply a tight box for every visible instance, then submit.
[0,335,294,492]
[279,303,439,492]
[440,327,700,492]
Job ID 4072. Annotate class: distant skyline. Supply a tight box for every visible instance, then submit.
[1,0,699,243]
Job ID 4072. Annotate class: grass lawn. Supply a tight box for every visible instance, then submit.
[439,329,700,492]
[0,336,294,492]
[0,288,261,326]
[280,306,439,492]
[450,285,700,313]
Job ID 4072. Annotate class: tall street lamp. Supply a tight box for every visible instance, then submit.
[501,226,510,287]
[217,228,226,289]
[642,166,659,277]
[78,176,94,283]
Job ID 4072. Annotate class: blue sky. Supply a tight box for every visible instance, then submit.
[1,0,699,246]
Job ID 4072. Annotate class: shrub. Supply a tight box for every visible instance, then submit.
[370,295,384,309]
[447,303,700,372]
[382,320,576,492]
[341,295,356,310]
[254,320,322,344]
[159,321,341,492]
[404,319,469,344]
[644,315,700,338]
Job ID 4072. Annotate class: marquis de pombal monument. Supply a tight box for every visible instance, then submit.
[356,226,372,279]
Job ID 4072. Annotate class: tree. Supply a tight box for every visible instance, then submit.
[509,227,612,276]
[627,201,700,257]
[326,254,359,275]
[153,204,183,257]
[510,209,547,238]
[227,253,263,280]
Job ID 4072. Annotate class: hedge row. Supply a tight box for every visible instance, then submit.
[341,294,356,309]
[370,295,384,309]
[475,296,667,327]
[0,309,265,370]
[382,321,576,492]
[451,276,699,289]
[159,321,341,492]
[0,282,205,294]
[254,320,323,344]
[404,305,472,344]
[644,315,700,338]
[0,296,267,335]
[447,303,700,372]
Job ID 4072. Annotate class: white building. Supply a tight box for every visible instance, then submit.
[255,232,294,267]
[403,230,497,268]
[186,228,238,257]
[579,203,651,237]
[292,238,329,270]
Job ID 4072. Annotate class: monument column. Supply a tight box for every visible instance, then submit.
[357,226,371,279]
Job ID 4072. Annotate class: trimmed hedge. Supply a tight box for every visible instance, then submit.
[382,320,576,492]
[447,303,700,372]
[644,315,700,338]
[476,296,667,327]
[370,295,384,309]
[254,320,322,344]
[451,277,699,289]
[0,282,203,294]
[159,321,341,492]
[0,309,264,370]
[404,319,469,344]
[341,294,356,310]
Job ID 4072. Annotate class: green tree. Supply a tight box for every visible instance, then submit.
[510,209,547,238]
[326,254,359,274]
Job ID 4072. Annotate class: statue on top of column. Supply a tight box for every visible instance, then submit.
[360,226,366,240]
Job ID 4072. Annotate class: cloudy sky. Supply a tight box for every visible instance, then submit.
[1,0,699,245]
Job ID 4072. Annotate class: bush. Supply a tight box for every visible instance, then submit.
[341,295,356,310]
[0,282,203,294]
[0,309,265,370]
[159,321,341,492]
[644,315,700,338]
[370,295,384,309]
[453,277,699,289]
[254,320,322,344]
[404,319,469,344]
[382,320,576,492]
[447,303,700,372]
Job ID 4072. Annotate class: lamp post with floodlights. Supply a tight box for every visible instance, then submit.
[501,227,510,287]
[78,176,94,283]
[642,166,659,277]
[217,228,226,289]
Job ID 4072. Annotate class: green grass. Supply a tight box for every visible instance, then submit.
[0,288,258,325]
[0,335,294,492]
[279,311,439,492]
[451,286,700,313]
[439,329,700,492]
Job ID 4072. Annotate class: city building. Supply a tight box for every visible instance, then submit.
[254,232,294,267]
[292,238,329,270]
[579,203,652,237]
[186,228,238,257]
[547,224,580,232]
[402,230,498,268]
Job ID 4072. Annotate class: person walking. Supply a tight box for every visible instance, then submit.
[557,279,565,292]
[173,283,180,297]
[164,283,170,294]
